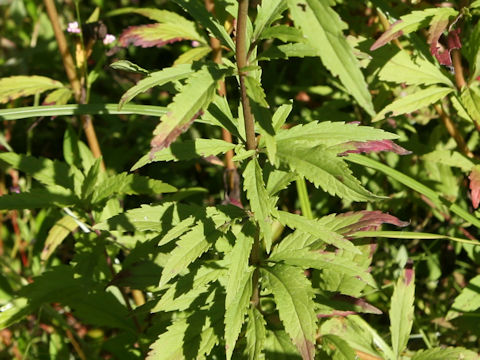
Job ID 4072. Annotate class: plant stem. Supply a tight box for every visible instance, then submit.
[236,0,256,151]
[296,177,313,219]
[452,49,466,90]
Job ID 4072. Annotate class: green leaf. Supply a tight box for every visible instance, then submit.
[262,264,317,360]
[412,347,480,360]
[378,50,454,87]
[0,188,77,210]
[322,334,357,360]
[152,265,225,312]
[272,103,293,132]
[245,307,266,360]
[259,25,305,43]
[264,330,301,359]
[43,87,72,105]
[447,275,480,320]
[257,43,319,61]
[132,139,236,170]
[287,0,374,116]
[276,144,380,202]
[0,104,168,121]
[421,150,474,173]
[266,169,296,196]
[91,173,177,203]
[225,223,255,360]
[466,21,480,82]
[460,86,480,124]
[151,65,229,150]
[110,60,149,75]
[0,75,64,104]
[389,264,415,358]
[172,0,236,51]
[0,297,31,329]
[174,46,212,65]
[119,64,195,109]
[276,211,360,254]
[158,216,196,247]
[373,86,453,122]
[81,158,102,202]
[0,152,78,190]
[41,216,79,261]
[243,158,277,252]
[275,121,398,148]
[253,0,288,42]
[159,220,221,288]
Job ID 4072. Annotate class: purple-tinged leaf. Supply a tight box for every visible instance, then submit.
[150,115,198,156]
[317,294,382,318]
[468,165,480,209]
[427,16,450,64]
[370,20,404,51]
[430,27,461,66]
[338,140,411,156]
[336,211,409,236]
[119,24,185,48]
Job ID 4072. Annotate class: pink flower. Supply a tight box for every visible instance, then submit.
[67,21,81,34]
[103,34,116,45]
[191,40,200,48]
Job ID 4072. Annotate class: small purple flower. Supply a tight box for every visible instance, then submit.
[67,21,81,34]
[103,34,116,45]
[191,40,200,48]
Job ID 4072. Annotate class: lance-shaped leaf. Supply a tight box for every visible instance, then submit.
[287,0,374,116]
[460,86,480,124]
[172,0,235,51]
[322,334,357,360]
[337,139,411,156]
[243,158,277,252]
[447,274,480,320]
[467,21,480,82]
[427,10,461,66]
[422,150,474,173]
[262,264,317,360]
[276,211,359,253]
[41,216,79,261]
[132,139,236,170]
[378,50,454,87]
[275,121,398,149]
[257,42,319,61]
[264,330,302,359]
[0,75,64,104]
[373,86,453,122]
[43,87,72,105]
[0,188,77,210]
[276,144,380,201]
[119,23,202,48]
[224,223,255,360]
[147,306,222,360]
[389,262,415,358]
[174,46,212,65]
[245,307,266,360]
[412,347,480,360]
[110,60,149,75]
[253,0,288,42]
[370,8,458,50]
[150,65,229,152]
[316,293,382,318]
[468,165,480,209]
[259,25,305,43]
[119,64,195,108]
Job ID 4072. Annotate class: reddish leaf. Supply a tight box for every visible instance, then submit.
[370,20,404,51]
[337,210,409,236]
[429,27,461,66]
[427,16,450,65]
[468,165,480,209]
[338,140,411,156]
[317,294,382,318]
[149,116,197,157]
[119,24,183,48]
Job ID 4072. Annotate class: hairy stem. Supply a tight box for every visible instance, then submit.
[236,0,256,151]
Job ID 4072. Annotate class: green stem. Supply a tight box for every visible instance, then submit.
[236,0,256,151]
[295,177,313,219]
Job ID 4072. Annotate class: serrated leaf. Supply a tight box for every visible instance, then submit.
[174,46,212,65]
[253,0,288,42]
[447,274,480,320]
[159,220,221,288]
[245,307,266,360]
[225,223,255,360]
[370,8,458,50]
[460,86,480,124]
[262,264,316,360]
[389,263,415,358]
[111,7,193,24]
[412,347,480,360]
[0,188,77,210]
[158,216,196,247]
[151,65,229,151]
[0,75,64,104]
[265,330,301,359]
[243,158,276,252]
[153,265,225,312]
[132,139,236,170]
[91,173,177,203]
[147,302,223,360]
[43,87,72,105]
[276,144,380,201]
[272,102,293,131]
[41,216,79,261]
[378,50,454,87]
[110,60,149,75]
[288,0,374,116]
[373,87,453,122]
[172,0,235,51]
[81,157,102,201]
[276,121,398,148]
[467,21,480,82]
[266,169,296,196]
[260,25,305,43]
[119,23,202,48]
[257,43,319,60]
[322,334,357,360]
[276,211,359,253]
[421,150,474,172]
[119,64,195,109]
